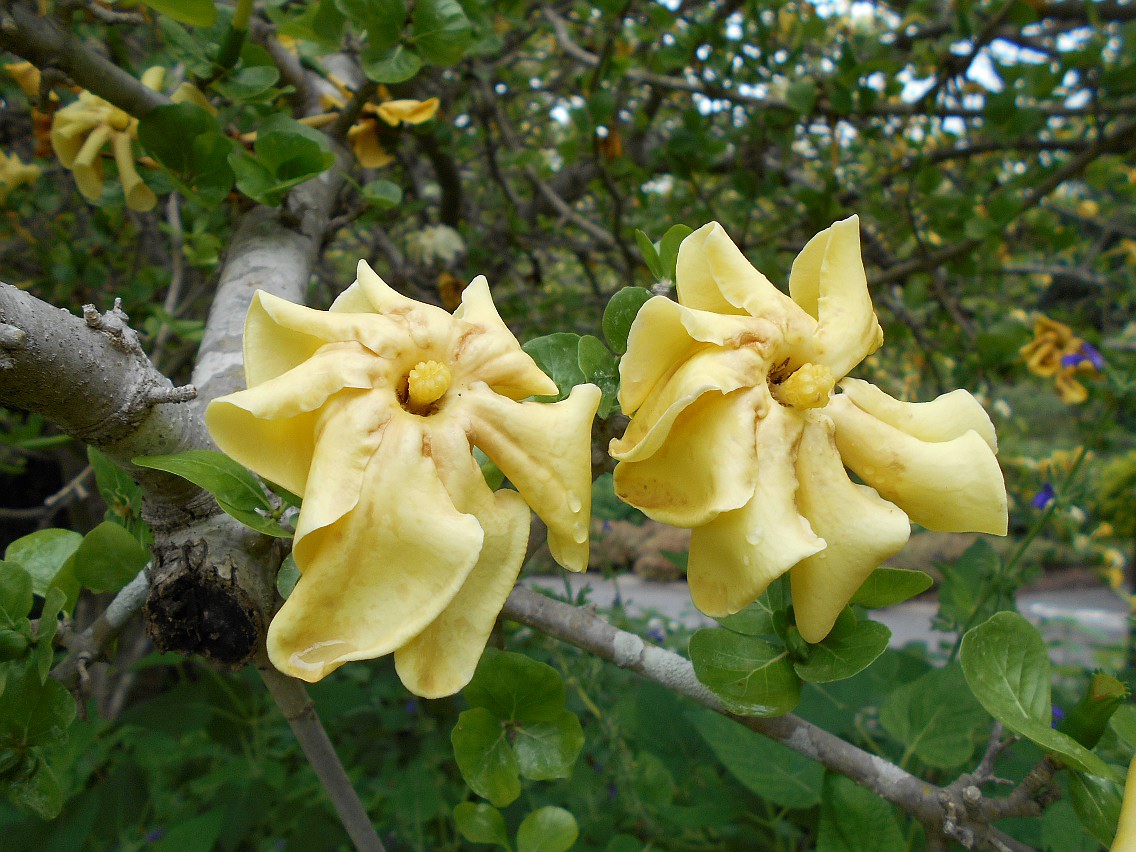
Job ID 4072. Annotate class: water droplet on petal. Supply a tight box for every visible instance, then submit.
[567,492,582,513]
[573,522,587,543]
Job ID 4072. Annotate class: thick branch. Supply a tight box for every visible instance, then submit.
[0,0,169,115]
[503,586,1032,851]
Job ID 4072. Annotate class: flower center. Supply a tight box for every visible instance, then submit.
[404,359,452,414]
[770,362,834,409]
[108,108,132,132]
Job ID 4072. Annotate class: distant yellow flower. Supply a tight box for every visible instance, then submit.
[1114,754,1136,850]
[49,67,164,212]
[317,83,440,168]
[207,264,599,696]
[0,149,41,205]
[611,218,1007,642]
[1019,314,1103,404]
[3,61,41,98]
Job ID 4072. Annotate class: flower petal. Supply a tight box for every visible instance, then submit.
[788,216,883,378]
[838,378,998,452]
[826,394,1009,535]
[462,383,600,572]
[268,416,484,682]
[351,260,457,352]
[614,386,763,527]
[376,98,440,126]
[394,426,530,697]
[205,342,380,495]
[675,223,751,315]
[790,412,911,643]
[618,296,776,415]
[687,404,825,616]
[611,343,767,463]
[451,276,558,399]
[244,289,405,386]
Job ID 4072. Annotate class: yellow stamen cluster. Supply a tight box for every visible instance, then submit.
[408,360,452,409]
[773,363,835,409]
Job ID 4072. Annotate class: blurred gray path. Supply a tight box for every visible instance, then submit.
[522,574,1129,665]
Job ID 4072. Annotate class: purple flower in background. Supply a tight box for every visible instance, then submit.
[1031,483,1056,510]
[1060,342,1105,371]
[1051,705,1066,728]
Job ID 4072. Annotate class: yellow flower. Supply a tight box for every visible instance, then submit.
[318,84,440,168]
[1114,753,1136,850]
[610,218,1007,643]
[1019,313,1102,405]
[4,61,42,98]
[49,67,164,212]
[0,149,41,205]
[206,264,600,696]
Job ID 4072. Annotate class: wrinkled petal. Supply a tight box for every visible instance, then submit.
[352,260,457,348]
[451,276,558,398]
[838,378,997,452]
[395,426,530,697]
[614,386,763,527]
[788,216,883,378]
[463,383,600,572]
[269,416,484,682]
[791,413,911,643]
[205,343,380,495]
[688,404,825,616]
[376,98,440,126]
[618,295,776,415]
[611,343,767,463]
[827,394,1008,535]
[675,223,750,315]
[244,289,405,385]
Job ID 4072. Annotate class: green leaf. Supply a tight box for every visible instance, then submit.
[1068,770,1123,847]
[879,663,986,770]
[688,707,823,809]
[689,629,801,716]
[141,0,217,27]
[33,587,65,681]
[576,334,618,418]
[4,749,62,819]
[794,610,890,684]
[4,530,82,597]
[133,450,292,538]
[523,333,585,401]
[337,0,406,52]
[0,561,33,629]
[936,538,1010,632]
[960,612,1112,777]
[151,810,226,852]
[717,578,790,637]
[276,553,300,599]
[633,230,663,279]
[474,447,504,491]
[656,224,693,283]
[138,104,235,206]
[786,79,819,115]
[453,802,510,848]
[464,650,566,724]
[601,286,653,355]
[361,179,404,208]
[451,706,520,807]
[1042,799,1099,852]
[0,661,76,747]
[88,446,143,527]
[361,43,423,83]
[254,114,335,180]
[211,65,281,101]
[851,567,933,608]
[513,711,584,781]
[411,0,472,66]
[816,774,904,852]
[517,806,578,852]
[71,521,150,593]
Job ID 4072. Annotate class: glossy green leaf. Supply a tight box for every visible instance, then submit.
[361,179,404,208]
[689,629,801,716]
[361,43,423,83]
[512,712,584,781]
[141,0,216,27]
[879,663,986,769]
[0,661,76,747]
[138,104,235,206]
[960,612,1112,777]
[337,0,405,52]
[634,230,663,279]
[656,224,693,283]
[464,649,566,724]
[254,114,335,179]
[816,774,904,852]
[601,286,653,355]
[72,521,149,594]
[0,561,33,628]
[517,806,578,852]
[4,530,82,597]
[453,802,509,847]
[717,578,790,637]
[411,0,472,66]
[688,707,822,809]
[451,706,520,807]
[33,587,66,682]
[211,65,280,101]
[523,333,585,401]
[851,567,934,608]
[1068,770,1123,847]
[577,334,617,417]
[794,610,890,684]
